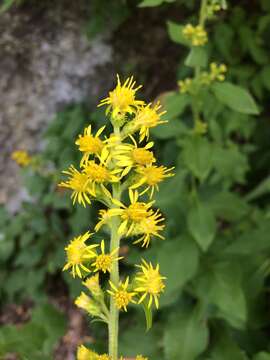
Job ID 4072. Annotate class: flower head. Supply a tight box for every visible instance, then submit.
[63,232,98,278]
[77,345,98,360]
[11,150,31,167]
[133,210,165,248]
[134,102,166,142]
[75,125,105,166]
[75,292,101,317]
[132,165,174,198]
[98,75,144,118]
[83,161,120,196]
[59,165,93,207]
[92,240,122,273]
[182,24,208,46]
[108,277,136,311]
[108,190,154,236]
[83,273,102,298]
[114,135,156,176]
[135,260,166,308]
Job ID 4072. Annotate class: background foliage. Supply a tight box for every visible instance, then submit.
[1,0,270,359]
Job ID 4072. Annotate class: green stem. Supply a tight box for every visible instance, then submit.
[108,126,122,360]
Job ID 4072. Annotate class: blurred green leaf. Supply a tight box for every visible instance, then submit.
[212,82,259,115]
[187,202,217,251]
[158,236,199,307]
[253,352,270,360]
[182,137,213,182]
[164,306,209,360]
[185,47,208,68]
[167,21,189,45]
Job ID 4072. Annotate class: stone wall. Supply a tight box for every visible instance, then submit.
[0,5,113,211]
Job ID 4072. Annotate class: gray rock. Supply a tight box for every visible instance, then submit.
[0,7,113,212]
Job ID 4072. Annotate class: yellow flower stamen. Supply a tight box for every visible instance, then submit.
[92,240,122,273]
[107,277,136,312]
[134,102,167,142]
[135,260,166,309]
[132,165,174,198]
[63,232,98,278]
[59,165,93,207]
[133,210,165,248]
[75,125,105,166]
[98,75,144,118]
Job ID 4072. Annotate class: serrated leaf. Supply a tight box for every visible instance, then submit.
[164,307,209,360]
[187,202,217,251]
[212,82,259,115]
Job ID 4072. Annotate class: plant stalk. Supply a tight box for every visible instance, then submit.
[108,126,122,360]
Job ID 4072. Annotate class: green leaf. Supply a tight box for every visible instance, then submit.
[167,21,188,45]
[158,91,189,121]
[196,262,247,329]
[210,330,248,360]
[245,176,270,201]
[187,202,217,251]
[212,82,259,115]
[182,136,214,181]
[185,47,208,68]
[157,236,199,307]
[164,307,209,360]
[139,0,175,6]
[253,352,270,360]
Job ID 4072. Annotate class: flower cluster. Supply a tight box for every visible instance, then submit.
[11,150,32,167]
[179,62,227,94]
[182,24,208,46]
[77,345,148,360]
[60,75,171,359]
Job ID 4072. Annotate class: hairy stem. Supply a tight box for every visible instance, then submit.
[108,126,122,360]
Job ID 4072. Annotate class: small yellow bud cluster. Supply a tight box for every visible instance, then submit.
[11,150,32,167]
[182,24,208,46]
[206,0,222,17]
[200,62,227,85]
[77,345,148,360]
[178,78,193,94]
[178,63,227,95]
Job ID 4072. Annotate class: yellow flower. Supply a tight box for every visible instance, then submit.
[135,260,166,309]
[98,74,144,118]
[114,135,156,176]
[133,210,165,248]
[63,232,98,278]
[132,165,174,198]
[95,209,111,232]
[75,125,105,166]
[77,345,98,360]
[107,277,136,311]
[11,150,31,167]
[182,24,208,46]
[92,240,122,273]
[83,160,120,197]
[83,273,103,298]
[59,165,93,207]
[209,62,227,82]
[97,355,110,360]
[134,102,166,142]
[136,356,148,360]
[75,292,101,317]
[108,190,154,236]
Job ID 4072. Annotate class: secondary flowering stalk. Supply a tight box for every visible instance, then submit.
[59,75,171,359]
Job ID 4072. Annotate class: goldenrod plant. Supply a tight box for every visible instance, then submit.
[60,75,173,359]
